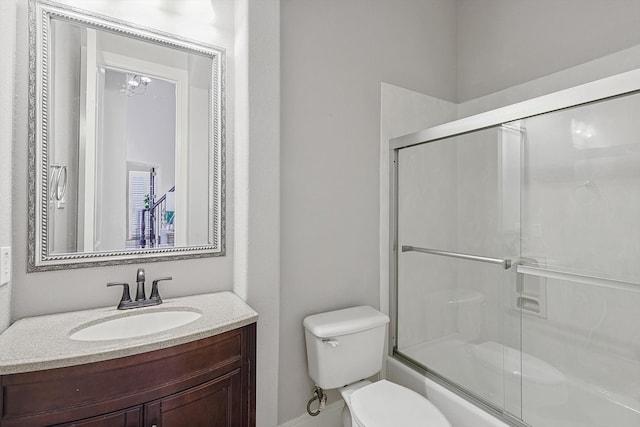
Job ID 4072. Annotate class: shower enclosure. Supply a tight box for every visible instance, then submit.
[389,71,640,427]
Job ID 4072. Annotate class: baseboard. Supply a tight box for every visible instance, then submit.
[278,401,344,427]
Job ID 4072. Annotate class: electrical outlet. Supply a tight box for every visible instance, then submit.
[0,247,10,286]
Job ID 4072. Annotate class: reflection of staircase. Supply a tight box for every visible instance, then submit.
[140,168,175,248]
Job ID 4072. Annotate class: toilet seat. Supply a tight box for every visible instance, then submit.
[349,380,451,427]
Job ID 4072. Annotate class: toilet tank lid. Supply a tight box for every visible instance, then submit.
[303,306,389,338]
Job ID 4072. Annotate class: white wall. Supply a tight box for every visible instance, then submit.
[279,0,457,424]
[0,0,16,334]
[379,82,457,328]
[11,0,236,317]
[456,0,640,102]
[233,1,281,426]
[458,43,640,119]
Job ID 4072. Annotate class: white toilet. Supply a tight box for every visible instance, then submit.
[304,306,451,427]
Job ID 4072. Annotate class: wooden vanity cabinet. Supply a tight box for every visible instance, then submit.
[0,323,256,427]
[55,408,142,427]
[145,370,241,426]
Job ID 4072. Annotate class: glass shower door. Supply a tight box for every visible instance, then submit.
[394,126,523,418]
[393,78,640,427]
[514,91,640,427]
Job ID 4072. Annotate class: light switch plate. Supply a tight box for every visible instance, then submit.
[0,247,10,286]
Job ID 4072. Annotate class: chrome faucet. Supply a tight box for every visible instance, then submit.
[107,268,173,310]
[135,268,146,301]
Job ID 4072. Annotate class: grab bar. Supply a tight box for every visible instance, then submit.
[401,245,512,269]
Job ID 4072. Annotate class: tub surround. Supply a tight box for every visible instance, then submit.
[0,291,258,375]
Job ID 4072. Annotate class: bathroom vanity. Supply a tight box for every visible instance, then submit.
[0,292,257,427]
[12,2,247,423]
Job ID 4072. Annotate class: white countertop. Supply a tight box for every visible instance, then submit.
[0,291,258,375]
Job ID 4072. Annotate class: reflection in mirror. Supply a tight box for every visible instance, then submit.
[29,1,224,270]
[95,68,178,252]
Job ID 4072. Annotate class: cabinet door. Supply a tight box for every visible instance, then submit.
[54,407,142,427]
[145,371,241,427]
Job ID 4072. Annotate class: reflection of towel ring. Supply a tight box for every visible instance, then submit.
[50,164,67,202]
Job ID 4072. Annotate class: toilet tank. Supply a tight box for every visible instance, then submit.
[303,306,390,390]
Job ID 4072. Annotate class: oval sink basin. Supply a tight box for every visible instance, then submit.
[69,310,202,341]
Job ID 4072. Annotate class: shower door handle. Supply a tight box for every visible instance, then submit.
[402,245,512,269]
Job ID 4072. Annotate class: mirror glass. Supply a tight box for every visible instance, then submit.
[29,1,225,270]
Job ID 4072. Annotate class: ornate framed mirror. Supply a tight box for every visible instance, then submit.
[28,0,225,271]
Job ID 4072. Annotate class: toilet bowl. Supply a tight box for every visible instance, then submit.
[341,380,451,427]
[303,306,452,427]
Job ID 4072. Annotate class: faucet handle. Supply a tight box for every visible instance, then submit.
[107,282,132,309]
[149,277,173,303]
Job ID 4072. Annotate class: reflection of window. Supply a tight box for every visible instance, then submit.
[128,170,150,241]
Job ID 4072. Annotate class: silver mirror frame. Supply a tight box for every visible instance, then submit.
[28,0,226,271]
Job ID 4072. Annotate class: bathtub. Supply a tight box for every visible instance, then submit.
[386,335,640,427]
[386,356,510,427]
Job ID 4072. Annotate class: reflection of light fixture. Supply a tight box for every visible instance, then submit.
[572,120,594,139]
[571,119,598,150]
[121,74,152,96]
